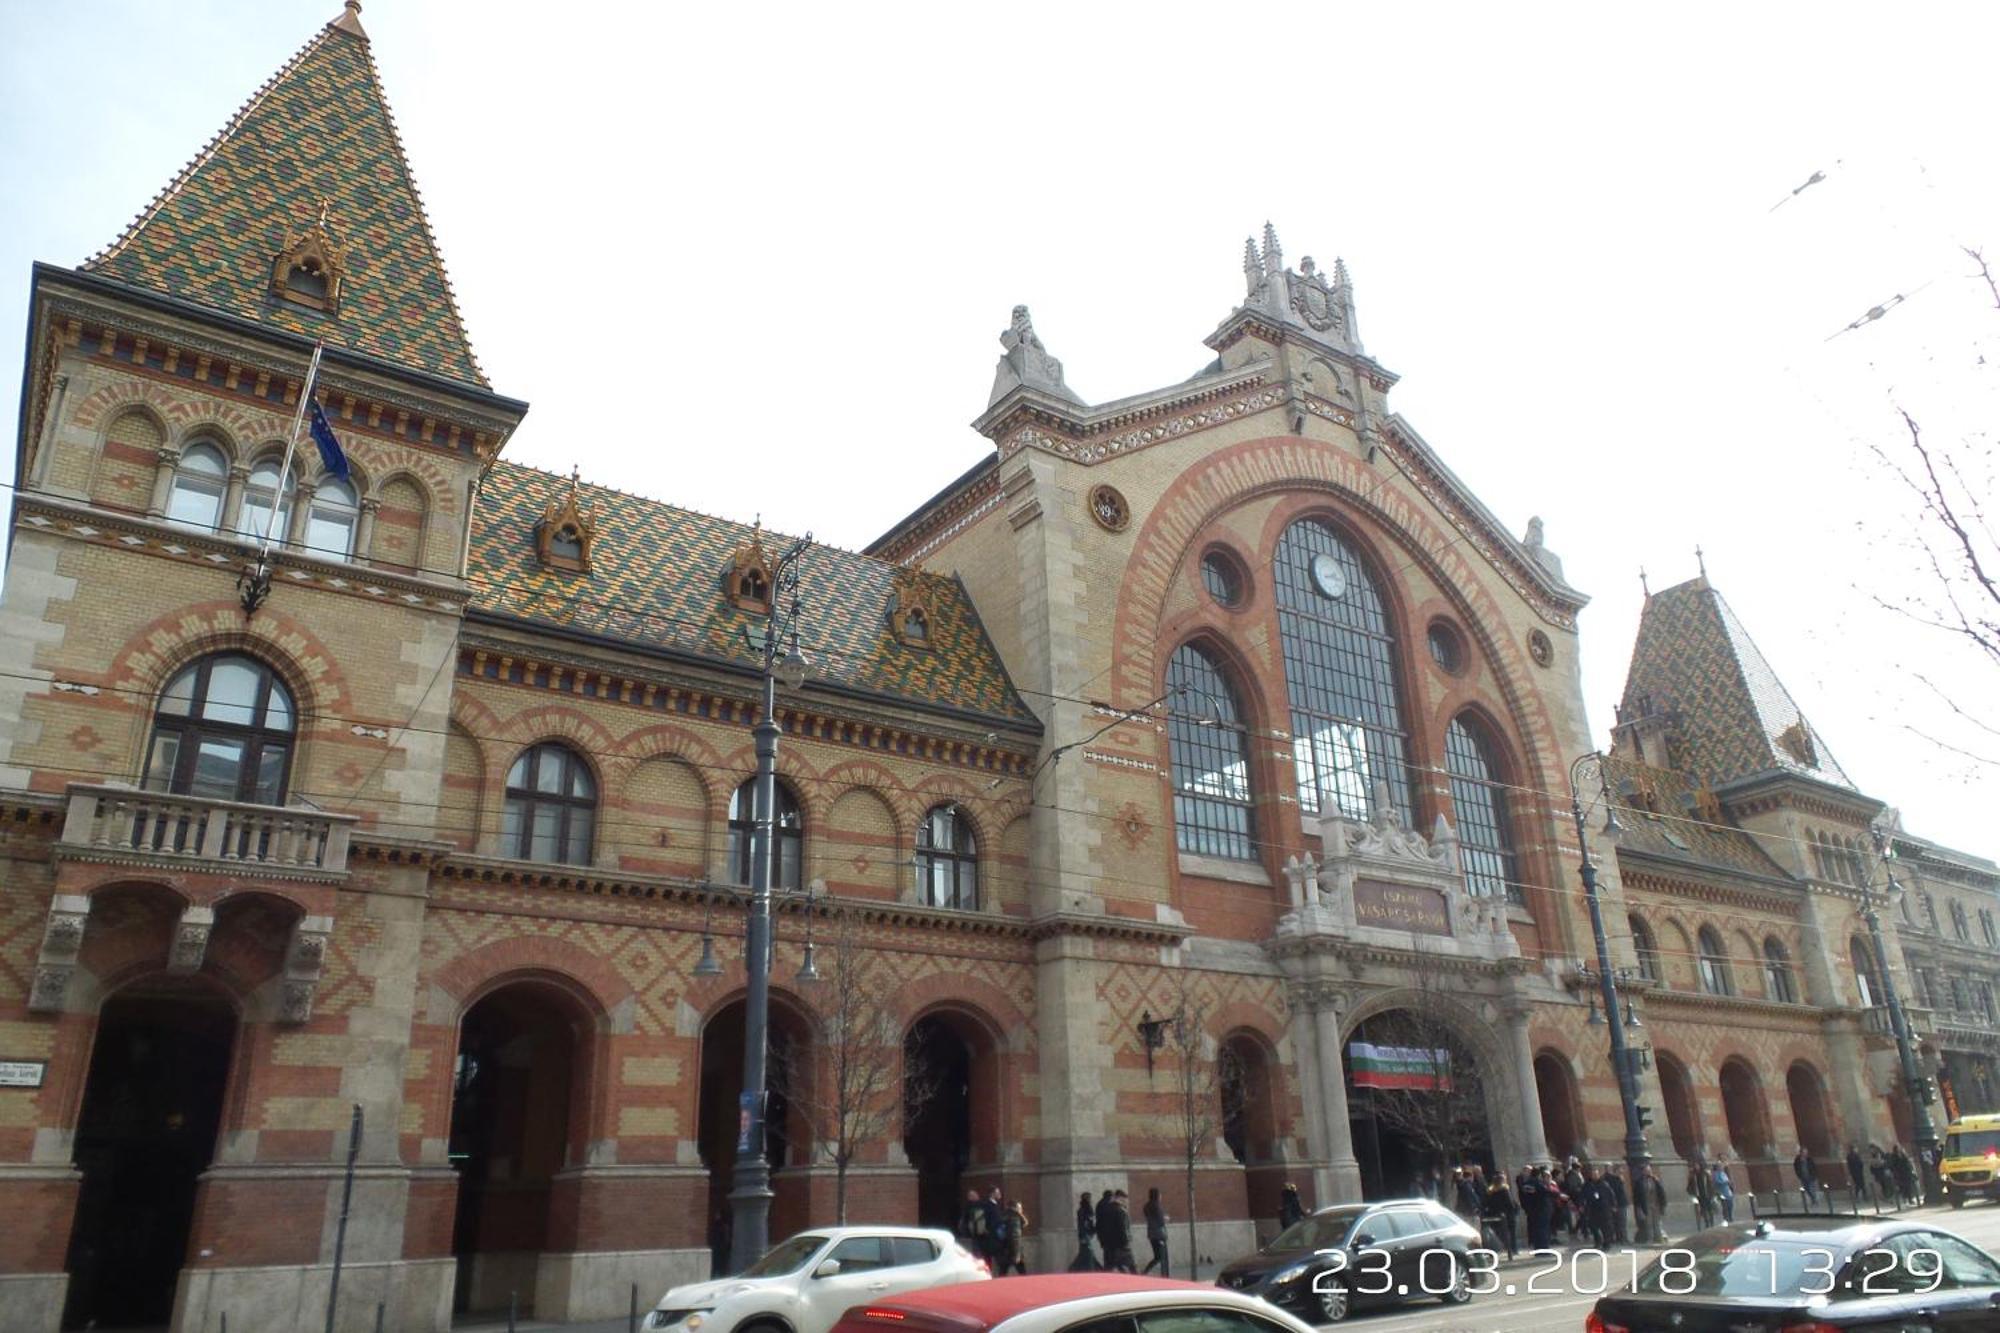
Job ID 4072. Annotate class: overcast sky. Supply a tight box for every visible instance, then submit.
[4,1,1997,853]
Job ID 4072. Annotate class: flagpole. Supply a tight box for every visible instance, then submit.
[240,340,324,615]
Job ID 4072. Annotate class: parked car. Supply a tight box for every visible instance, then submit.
[1213,1198,1479,1321]
[647,1227,986,1333]
[830,1273,1320,1333]
[1587,1214,2000,1332]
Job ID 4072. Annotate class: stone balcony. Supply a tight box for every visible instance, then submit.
[56,783,357,879]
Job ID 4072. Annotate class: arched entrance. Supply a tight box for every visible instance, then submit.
[699,994,815,1248]
[1534,1051,1583,1161]
[1343,1005,1497,1200]
[1657,1051,1701,1161]
[64,979,237,1329]
[903,1009,1000,1228]
[1719,1057,1775,1190]
[1786,1062,1836,1170]
[448,980,592,1317]
[1221,1033,1282,1221]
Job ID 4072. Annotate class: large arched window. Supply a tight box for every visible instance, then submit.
[1851,935,1881,1007]
[915,803,978,910]
[238,457,293,544]
[1951,901,1972,942]
[1165,643,1255,860]
[1444,714,1519,902]
[142,653,296,803]
[1273,519,1413,824]
[165,441,227,532]
[1697,926,1734,996]
[1630,914,1661,982]
[503,743,596,865]
[1763,937,1798,1003]
[306,477,359,560]
[728,779,803,890]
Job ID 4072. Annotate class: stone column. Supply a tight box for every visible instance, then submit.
[1306,994,1362,1203]
[223,464,249,534]
[147,445,182,518]
[1503,1004,1553,1167]
[287,480,316,548]
[355,497,380,565]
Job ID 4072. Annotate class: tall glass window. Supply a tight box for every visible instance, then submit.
[1165,643,1256,860]
[1444,715,1518,902]
[728,778,803,890]
[1763,937,1797,1003]
[142,653,296,803]
[1697,926,1734,996]
[307,477,359,560]
[1630,914,1661,981]
[1851,936,1881,1007]
[166,441,228,532]
[502,743,595,865]
[238,458,294,544]
[915,804,978,910]
[1273,519,1412,824]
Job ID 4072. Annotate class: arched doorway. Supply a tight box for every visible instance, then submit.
[1343,1006,1495,1200]
[1657,1051,1701,1161]
[699,995,816,1249]
[1221,1033,1282,1221]
[64,980,237,1329]
[449,980,591,1317]
[903,1011,1001,1228]
[1785,1062,1836,1174]
[1534,1051,1583,1161]
[1719,1057,1775,1190]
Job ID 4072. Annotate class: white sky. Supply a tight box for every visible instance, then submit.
[4,1,1997,852]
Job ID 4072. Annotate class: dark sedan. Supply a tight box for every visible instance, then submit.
[1588,1215,2000,1332]
[1215,1199,1480,1322]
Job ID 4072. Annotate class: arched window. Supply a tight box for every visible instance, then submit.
[728,779,803,890]
[1444,714,1519,902]
[238,458,294,543]
[1763,937,1798,1003]
[142,653,296,803]
[1851,936,1881,1007]
[306,477,359,560]
[1165,643,1255,860]
[915,803,978,911]
[503,743,596,865]
[1697,926,1734,996]
[1630,914,1661,981]
[1273,519,1412,824]
[165,441,227,532]
[1951,901,1971,942]
[1982,909,1998,948]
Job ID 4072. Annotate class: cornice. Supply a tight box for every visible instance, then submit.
[871,463,1003,568]
[1264,931,1538,978]
[1618,853,1800,905]
[979,368,1288,459]
[1643,987,1830,1023]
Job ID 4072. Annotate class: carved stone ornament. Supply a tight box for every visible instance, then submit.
[278,915,333,1025]
[1287,256,1346,333]
[28,895,91,1014]
[887,565,935,648]
[30,965,74,1014]
[535,465,596,574]
[725,519,775,613]
[280,979,317,1025]
[1088,484,1130,533]
[1776,720,1818,768]
[987,305,1082,407]
[1527,629,1554,668]
[270,199,348,314]
[167,905,216,974]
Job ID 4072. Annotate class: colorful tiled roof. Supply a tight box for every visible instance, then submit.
[82,5,486,387]
[468,462,1040,728]
[1603,754,1791,880]
[1617,577,1854,792]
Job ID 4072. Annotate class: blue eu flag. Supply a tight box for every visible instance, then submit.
[308,400,350,481]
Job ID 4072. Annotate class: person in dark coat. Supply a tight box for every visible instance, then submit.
[1845,1144,1869,1206]
[1605,1166,1629,1245]
[1454,1168,1482,1221]
[1141,1188,1170,1276]
[1070,1191,1099,1271]
[1890,1146,1919,1206]
[1481,1171,1519,1259]
[1579,1167,1614,1249]
[1642,1166,1669,1243]
[709,1205,733,1277]
[1869,1145,1896,1205]
[1561,1160,1586,1239]
[1096,1189,1134,1272]
[1687,1159,1716,1230]
[1792,1146,1820,1208]
[1278,1182,1306,1229]
[980,1187,1007,1269]
[1518,1167,1550,1249]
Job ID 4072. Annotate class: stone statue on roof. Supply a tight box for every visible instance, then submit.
[988,304,1082,408]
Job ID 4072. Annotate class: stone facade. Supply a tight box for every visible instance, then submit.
[3,9,1999,1333]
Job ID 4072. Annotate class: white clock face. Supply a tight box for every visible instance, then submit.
[1311,551,1348,599]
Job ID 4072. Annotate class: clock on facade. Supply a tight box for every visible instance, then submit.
[1310,551,1347,599]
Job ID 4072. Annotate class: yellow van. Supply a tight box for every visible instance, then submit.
[1939,1113,2000,1207]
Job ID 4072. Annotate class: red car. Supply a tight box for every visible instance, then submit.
[829,1274,1322,1333]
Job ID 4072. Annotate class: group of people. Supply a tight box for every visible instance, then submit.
[1682,1154,1740,1229]
[958,1187,1032,1275]
[1069,1187,1173,1275]
[1446,1159,1671,1256]
[1844,1142,1927,1209]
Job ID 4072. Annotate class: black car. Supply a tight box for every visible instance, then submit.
[1215,1199,1480,1322]
[1588,1215,2000,1332]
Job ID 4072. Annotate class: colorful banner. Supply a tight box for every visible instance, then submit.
[1349,1041,1453,1092]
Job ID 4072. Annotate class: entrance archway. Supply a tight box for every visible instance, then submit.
[1222,1033,1282,1221]
[1343,1006,1496,1200]
[699,994,816,1247]
[1534,1051,1583,1161]
[903,1011,999,1228]
[448,980,591,1317]
[1657,1051,1701,1161]
[1719,1057,1775,1189]
[1785,1062,1836,1170]
[64,981,237,1329]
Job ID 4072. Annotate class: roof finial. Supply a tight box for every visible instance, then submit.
[1639,566,1651,599]
[1243,236,1262,294]
[1262,221,1283,277]
[332,0,367,38]
[1695,544,1708,583]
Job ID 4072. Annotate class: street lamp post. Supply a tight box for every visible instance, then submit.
[1568,752,1656,1235]
[728,534,813,1275]
[1862,832,1940,1199]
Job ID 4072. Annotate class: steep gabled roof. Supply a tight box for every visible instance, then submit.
[81,4,487,386]
[1618,576,1854,792]
[468,462,1040,729]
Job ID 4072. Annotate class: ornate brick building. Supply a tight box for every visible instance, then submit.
[2,6,1996,1332]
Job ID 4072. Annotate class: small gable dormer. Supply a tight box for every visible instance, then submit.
[726,521,774,613]
[535,466,595,574]
[271,201,348,314]
[888,566,935,648]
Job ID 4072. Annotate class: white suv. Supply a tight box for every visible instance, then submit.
[647,1227,987,1333]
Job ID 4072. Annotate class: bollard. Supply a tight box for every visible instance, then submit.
[221,1315,228,1333]
[508,1289,518,1333]
[376,1301,385,1333]
[631,1281,640,1333]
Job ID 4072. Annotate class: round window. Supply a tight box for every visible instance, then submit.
[1427,622,1464,673]
[1201,551,1245,608]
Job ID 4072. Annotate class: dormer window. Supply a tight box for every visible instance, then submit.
[286,259,329,301]
[270,202,347,313]
[887,566,936,648]
[549,525,583,561]
[727,523,775,613]
[903,608,928,642]
[535,466,595,573]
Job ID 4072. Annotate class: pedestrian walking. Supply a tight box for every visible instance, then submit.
[996,1197,1029,1275]
[1793,1146,1820,1209]
[1096,1189,1135,1273]
[1869,1145,1895,1205]
[1890,1146,1919,1207]
[1142,1188,1170,1276]
[960,1189,988,1250]
[1481,1171,1519,1259]
[1606,1166,1629,1245]
[980,1187,1007,1270]
[1846,1144,1869,1208]
[1711,1159,1736,1224]
[1642,1166,1669,1243]
[1580,1167,1613,1249]
[1454,1167,1482,1222]
[1278,1182,1306,1229]
[1688,1158,1716,1230]
[1070,1192,1099,1272]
